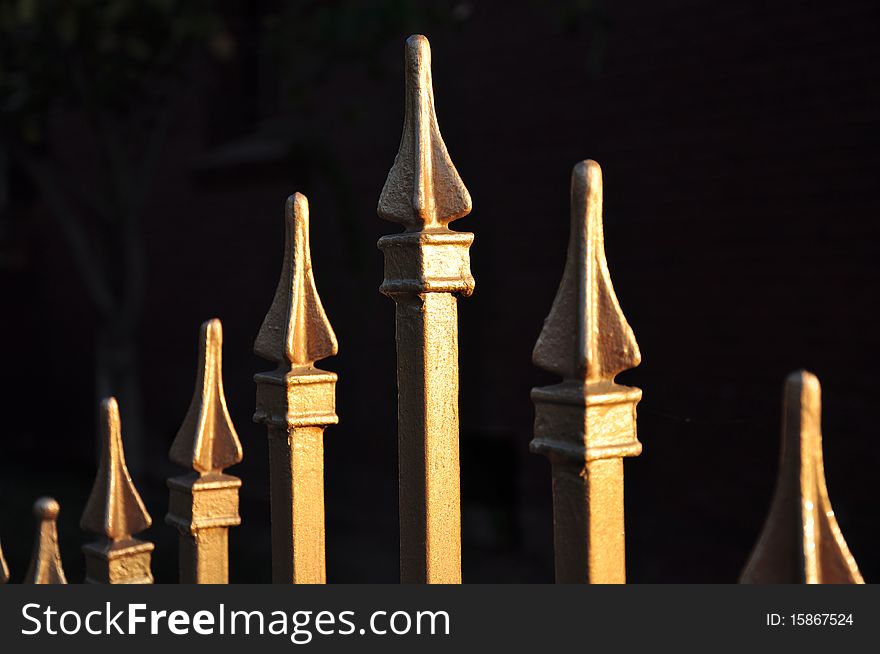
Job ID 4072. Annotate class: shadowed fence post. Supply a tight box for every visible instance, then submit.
[377,35,473,584]
[23,498,67,584]
[740,371,864,584]
[81,397,154,584]
[254,193,338,584]
[530,161,642,584]
[167,318,243,584]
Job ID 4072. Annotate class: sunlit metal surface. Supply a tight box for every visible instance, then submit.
[23,498,67,584]
[167,318,243,584]
[378,35,473,584]
[0,537,9,583]
[80,398,154,584]
[531,160,642,584]
[740,371,863,584]
[254,193,338,584]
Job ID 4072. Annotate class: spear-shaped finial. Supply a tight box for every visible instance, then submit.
[24,498,67,584]
[254,193,337,368]
[0,537,9,584]
[170,319,243,474]
[254,192,339,584]
[82,398,152,540]
[530,160,642,583]
[167,318,243,583]
[533,160,641,383]
[741,371,864,584]
[378,34,472,231]
[377,34,475,584]
[81,398,154,584]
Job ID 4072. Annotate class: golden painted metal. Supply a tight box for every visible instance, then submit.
[740,371,864,584]
[81,397,154,584]
[254,192,338,584]
[24,498,67,584]
[530,160,642,584]
[0,537,9,584]
[167,318,243,584]
[378,34,472,584]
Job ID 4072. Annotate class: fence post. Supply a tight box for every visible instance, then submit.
[740,371,864,583]
[167,318,243,583]
[254,193,338,584]
[81,397,154,584]
[378,34,473,584]
[531,160,642,584]
[23,498,67,584]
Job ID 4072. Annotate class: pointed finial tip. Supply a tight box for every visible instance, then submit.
[406,34,430,57]
[787,369,819,388]
[572,159,603,199]
[256,191,337,367]
[785,369,821,418]
[26,497,67,584]
[379,33,471,229]
[83,397,152,539]
[205,316,222,339]
[286,192,309,220]
[533,158,638,381]
[171,317,242,473]
[102,396,119,416]
[574,158,601,178]
[34,497,60,521]
[0,538,8,583]
[100,396,122,448]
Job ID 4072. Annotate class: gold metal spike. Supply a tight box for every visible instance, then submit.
[377,34,473,584]
[0,538,9,584]
[81,398,154,584]
[533,160,641,381]
[24,498,67,584]
[254,193,337,366]
[167,319,243,584]
[378,34,472,230]
[170,319,243,473]
[530,160,642,584]
[254,193,337,584]
[740,371,864,584]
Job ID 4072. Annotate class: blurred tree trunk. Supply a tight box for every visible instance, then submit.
[9,133,150,474]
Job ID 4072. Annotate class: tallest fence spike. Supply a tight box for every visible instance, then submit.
[530,161,642,584]
[254,192,338,584]
[379,34,471,230]
[378,34,473,584]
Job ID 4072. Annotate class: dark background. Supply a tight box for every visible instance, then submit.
[1,0,878,583]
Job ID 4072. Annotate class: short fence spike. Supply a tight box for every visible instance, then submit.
[378,34,473,583]
[23,498,67,584]
[740,371,864,584]
[81,398,154,584]
[167,318,243,583]
[530,160,642,584]
[254,193,338,584]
